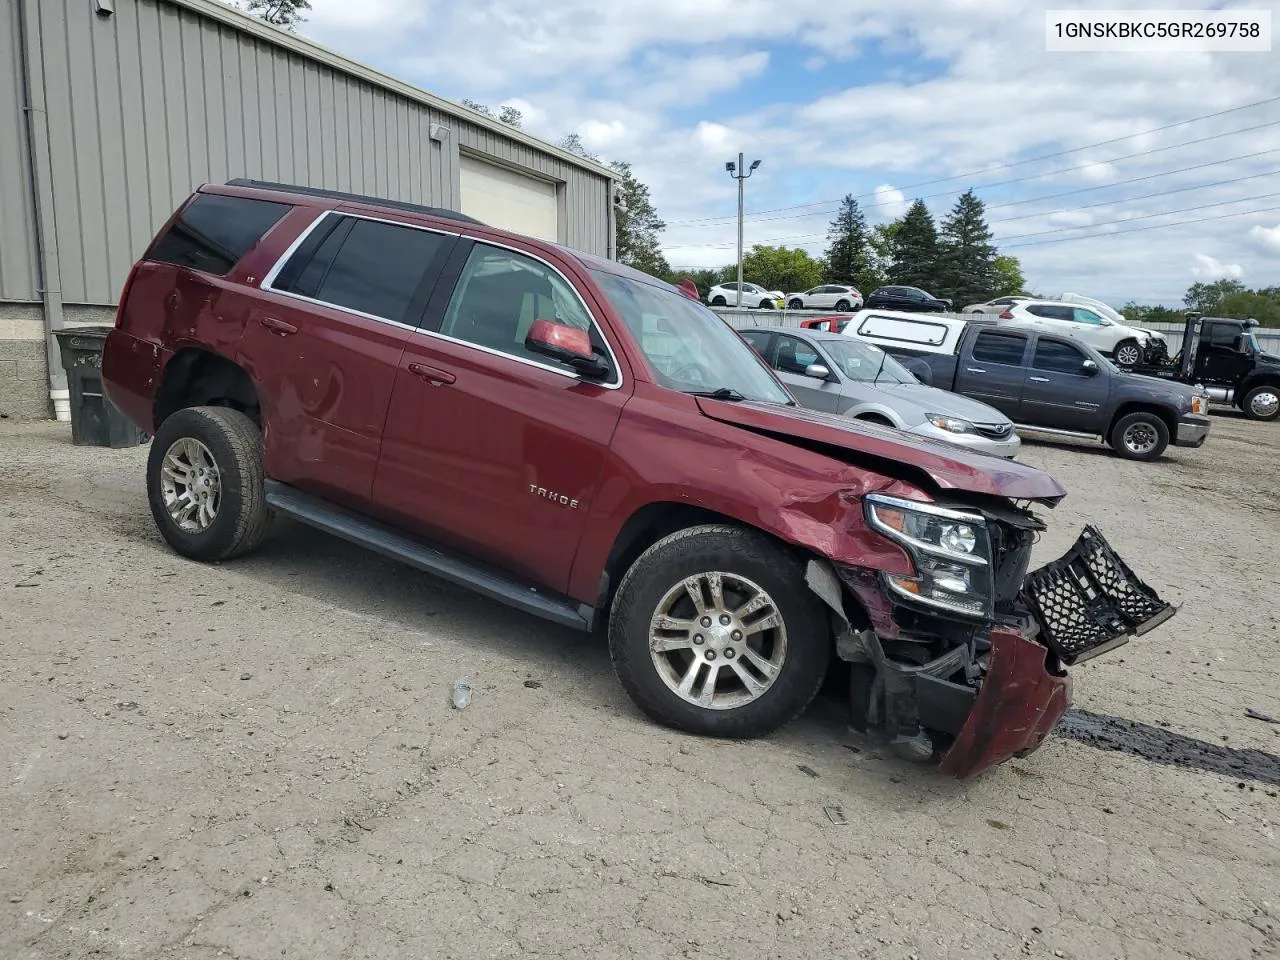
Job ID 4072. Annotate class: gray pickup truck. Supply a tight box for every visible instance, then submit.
[840,311,1211,461]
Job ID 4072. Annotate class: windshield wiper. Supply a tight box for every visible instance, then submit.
[685,387,748,402]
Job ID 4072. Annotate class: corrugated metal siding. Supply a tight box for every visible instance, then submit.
[0,0,40,302]
[24,0,610,306]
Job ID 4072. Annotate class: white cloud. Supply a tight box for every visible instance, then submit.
[1191,253,1244,280]
[1048,210,1094,227]
[1247,223,1280,253]
[872,185,908,219]
[579,119,628,151]
[803,56,826,72]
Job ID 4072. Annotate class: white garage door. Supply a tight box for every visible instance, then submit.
[459,155,559,242]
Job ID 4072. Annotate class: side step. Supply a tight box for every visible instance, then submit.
[264,481,592,631]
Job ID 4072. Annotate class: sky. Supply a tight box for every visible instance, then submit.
[295,0,1280,307]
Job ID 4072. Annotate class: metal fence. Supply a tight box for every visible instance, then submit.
[708,307,1280,354]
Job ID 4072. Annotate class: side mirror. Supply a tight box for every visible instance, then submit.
[525,319,610,380]
[1082,359,1099,376]
[804,363,832,380]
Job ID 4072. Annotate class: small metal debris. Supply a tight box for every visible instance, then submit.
[1246,707,1278,724]
[452,678,472,710]
[987,819,1009,830]
[824,805,847,826]
[523,679,543,689]
[238,672,251,681]
[797,764,820,778]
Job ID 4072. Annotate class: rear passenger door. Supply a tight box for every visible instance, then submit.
[372,240,630,594]
[243,211,457,505]
[1022,337,1110,431]
[956,330,1029,419]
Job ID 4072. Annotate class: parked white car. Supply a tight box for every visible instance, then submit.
[963,295,1031,314]
[706,282,785,309]
[785,284,863,312]
[997,300,1164,366]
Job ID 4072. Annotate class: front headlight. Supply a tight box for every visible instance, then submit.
[926,414,976,434]
[864,493,994,618]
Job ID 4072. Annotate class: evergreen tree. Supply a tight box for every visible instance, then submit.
[823,195,882,292]
[888,200,939,290]
[610,161,669,277]
[243,0,311,29]
[936,190,998,305]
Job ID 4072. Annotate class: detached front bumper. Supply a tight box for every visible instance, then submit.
[830,525,1175,777]
[1175,413,1211,447]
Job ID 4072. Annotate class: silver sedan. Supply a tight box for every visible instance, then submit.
[739,326,1021,458]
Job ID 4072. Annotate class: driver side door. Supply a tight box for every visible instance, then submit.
[372,239,630,594]
[766,333,845,413]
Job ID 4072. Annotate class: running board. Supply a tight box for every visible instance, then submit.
[264,481,592,631]
[1014,423,1100,441]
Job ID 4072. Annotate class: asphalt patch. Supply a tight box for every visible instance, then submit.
[1055,708,1280,788]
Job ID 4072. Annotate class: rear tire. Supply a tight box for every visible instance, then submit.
[1109,411,1169,461]
[1113,339,1142,367]
[835,299,851,312]
[1242,384,1280,421]
[146,406,270,561]
[608,525,829,739]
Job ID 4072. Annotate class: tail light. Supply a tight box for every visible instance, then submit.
[999,311,1014,319]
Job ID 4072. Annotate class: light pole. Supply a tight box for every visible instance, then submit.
[725,153,761,309]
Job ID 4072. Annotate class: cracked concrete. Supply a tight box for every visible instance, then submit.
[1,417,1278,960]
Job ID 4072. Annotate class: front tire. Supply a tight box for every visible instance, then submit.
[1114,339,1142,367]
[1242,384,1280,421]
[788,298,804,310]
[608,525,830,739]
[146,406,270,561]
[1110,411,1169,461]
[710,296,726,306]
[760,299,775,310]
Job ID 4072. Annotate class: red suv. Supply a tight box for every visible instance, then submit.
[102,181,1177,777]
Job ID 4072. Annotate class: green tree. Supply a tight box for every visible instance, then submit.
[823,195,883,293]
[740,245,824,294]
[870,221,902,269]
[887,200,939,290]
[243,0,311,29]
[558,132,601,161]
[461,100,523,128]
[991,255,1027,296]
[610,161,669,277]
[1184,279,1246,314]
[936,190,998,306]
[1221,290,1280,327]
[1121,302,1183,325]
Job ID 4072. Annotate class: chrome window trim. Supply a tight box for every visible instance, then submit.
[439,237,624,391]
[258,211,624,390]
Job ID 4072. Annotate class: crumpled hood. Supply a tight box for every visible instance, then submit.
[875,381,1014,426]
[695,398,1066,503]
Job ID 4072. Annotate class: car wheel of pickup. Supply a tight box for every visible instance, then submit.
[1242,385,1280,421]
[609,525,829,738]
[1114,340,1142,367]
[1110,411,1169,461]
[147,406,270,562]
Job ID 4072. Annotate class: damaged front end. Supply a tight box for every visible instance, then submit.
[809,496,1176,778]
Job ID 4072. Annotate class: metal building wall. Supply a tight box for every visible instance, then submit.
[17,0,613,309]
[0,0,39,303]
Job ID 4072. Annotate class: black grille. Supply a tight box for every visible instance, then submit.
[976,422,1014,440]
[1021,525,1174,665]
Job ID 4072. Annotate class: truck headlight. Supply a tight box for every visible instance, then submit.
[864,493,994,618]
[926,414,976,434]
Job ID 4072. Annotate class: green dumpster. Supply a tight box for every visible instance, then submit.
[53,327,148,448]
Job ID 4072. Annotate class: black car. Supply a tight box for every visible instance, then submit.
[864,285,953,313]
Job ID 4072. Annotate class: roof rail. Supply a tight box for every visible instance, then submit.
[225,179,483,225]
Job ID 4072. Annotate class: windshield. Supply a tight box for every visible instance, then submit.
[591,271,792,403]
[823,338,917,384]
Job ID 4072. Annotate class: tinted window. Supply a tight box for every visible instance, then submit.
[774,335,821,374]
[906,288,928,299]
[1028,304,1071,320]
[283,217,447,323]
[1206,322,1238,347]
[441,245,607,376]
[740,331,772,357]
[148,194,290,276]
[1033,339,1088,374]
[972,332,1027,365]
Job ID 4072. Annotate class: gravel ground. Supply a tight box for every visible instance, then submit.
[1,415,1278,960]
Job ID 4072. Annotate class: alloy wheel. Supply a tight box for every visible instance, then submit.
[160,437,221,533]
[1116,344,1141,366]
[648,572,787,711]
